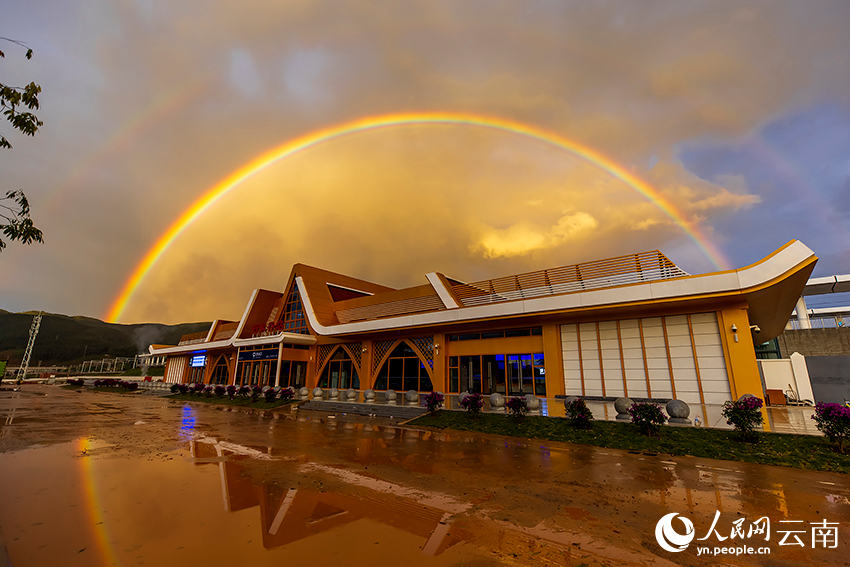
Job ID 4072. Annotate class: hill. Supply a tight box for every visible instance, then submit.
[0,310,210,365]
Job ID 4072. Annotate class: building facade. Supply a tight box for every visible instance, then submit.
[150,241,817,404]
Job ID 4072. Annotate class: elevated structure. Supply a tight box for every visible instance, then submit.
[151,241,816,405]
[16,312,42,382]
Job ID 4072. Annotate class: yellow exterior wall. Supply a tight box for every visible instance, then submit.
[542,324,565,397]
[432,333,446,393]
[716,305,770,431]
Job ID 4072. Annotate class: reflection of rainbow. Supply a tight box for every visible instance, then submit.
[78,437,118,567]
[105,112,729,323]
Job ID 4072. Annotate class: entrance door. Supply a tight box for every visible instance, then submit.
[459,356,481,393]
[507,354,534,395]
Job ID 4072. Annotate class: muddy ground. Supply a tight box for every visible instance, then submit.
[0,385,847,566]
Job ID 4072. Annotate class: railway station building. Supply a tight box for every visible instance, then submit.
[149,240,816,405]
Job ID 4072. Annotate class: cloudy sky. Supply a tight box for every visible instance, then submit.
[2,0,849,324]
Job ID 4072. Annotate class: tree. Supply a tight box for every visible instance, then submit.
[1,37,44,251]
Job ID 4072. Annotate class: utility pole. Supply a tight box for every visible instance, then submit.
[16,312,43,383]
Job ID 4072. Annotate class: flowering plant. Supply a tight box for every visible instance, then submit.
[264,388,277,403]
[280,387,295,401]
[225,384,237,399]
[629,402,667,436]
[506,396,528,420]
[238,385,251,398]
[191,382,205,395]
[67,378,85,387]
[214,385,226,398]
[565,397,594,429]
[251,385,262,402]
[460,392,484,415]
[176,383,189,395]
[811,402,850,453]
[721,396,763,441]
[170,383,181,394]
[424,391,444,412]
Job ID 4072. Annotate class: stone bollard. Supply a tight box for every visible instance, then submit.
[405,390,419,406]
[364,389,376,403]
[312,387,324,401]
[299,387,310,400]
[329,388,340,401]
[614,397,634,420]
[385,390,397,404]
[525,394,541,412]
[345,388,357,402]
[489,392,506,412]
[666,399,692,425]
[458,391,470,406]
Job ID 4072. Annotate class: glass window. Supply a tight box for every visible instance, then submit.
[375,341,433,392]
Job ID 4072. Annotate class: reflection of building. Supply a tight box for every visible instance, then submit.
[191,438,460,555]
[153,241,815,404]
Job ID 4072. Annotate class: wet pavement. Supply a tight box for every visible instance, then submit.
[0,385,847,566]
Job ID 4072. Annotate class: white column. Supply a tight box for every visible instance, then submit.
[796,297,811,329]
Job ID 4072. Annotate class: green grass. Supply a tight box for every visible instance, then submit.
[410,411,850,474]
[165,393,298,410]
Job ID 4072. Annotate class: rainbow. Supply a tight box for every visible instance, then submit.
[78,437,119,566]
[105,111,729,323]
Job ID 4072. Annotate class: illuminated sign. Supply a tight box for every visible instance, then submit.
[190,355,206,367]
[238,348,279,362]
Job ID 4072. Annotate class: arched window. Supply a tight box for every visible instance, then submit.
[210,356,230,385]
[318,348,360,390]
[374,342,433,392]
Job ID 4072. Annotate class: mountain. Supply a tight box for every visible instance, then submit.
[0,310,210,365]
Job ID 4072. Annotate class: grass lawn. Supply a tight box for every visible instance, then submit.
[165,393,298,411]
[410,410,850,474]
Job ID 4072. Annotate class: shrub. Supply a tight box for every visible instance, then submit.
[279,387,295,401]
[214,385,226,398]
[177,383,189,395]
[226,385,237,399]
[67,378,85,387]
[264,388,277,403]
[170,383,181,394]
[251,385,262,402]
[202,385,213,397]
[811,402,850,453]
[191,382,205,396]
[629,402,667,436]
[506,396,528,419]
[565,397,594,429]
[460,392,484,415]
[238,385,250,398]
[722,396,764,441]
[424,391,445,412]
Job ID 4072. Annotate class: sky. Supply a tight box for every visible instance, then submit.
[2,0,849,325]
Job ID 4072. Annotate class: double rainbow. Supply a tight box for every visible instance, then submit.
[105,112,728,323]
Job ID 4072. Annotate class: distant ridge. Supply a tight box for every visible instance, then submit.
[0,311,210,365]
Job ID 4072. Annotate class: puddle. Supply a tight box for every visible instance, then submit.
[0,386,848,566]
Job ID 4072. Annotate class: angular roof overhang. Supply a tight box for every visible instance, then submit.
[296,241,816,341]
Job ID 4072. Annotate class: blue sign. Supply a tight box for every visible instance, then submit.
[238,348,278,362]
[190,355,206,367]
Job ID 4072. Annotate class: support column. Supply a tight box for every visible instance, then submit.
[795,297,811,329]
